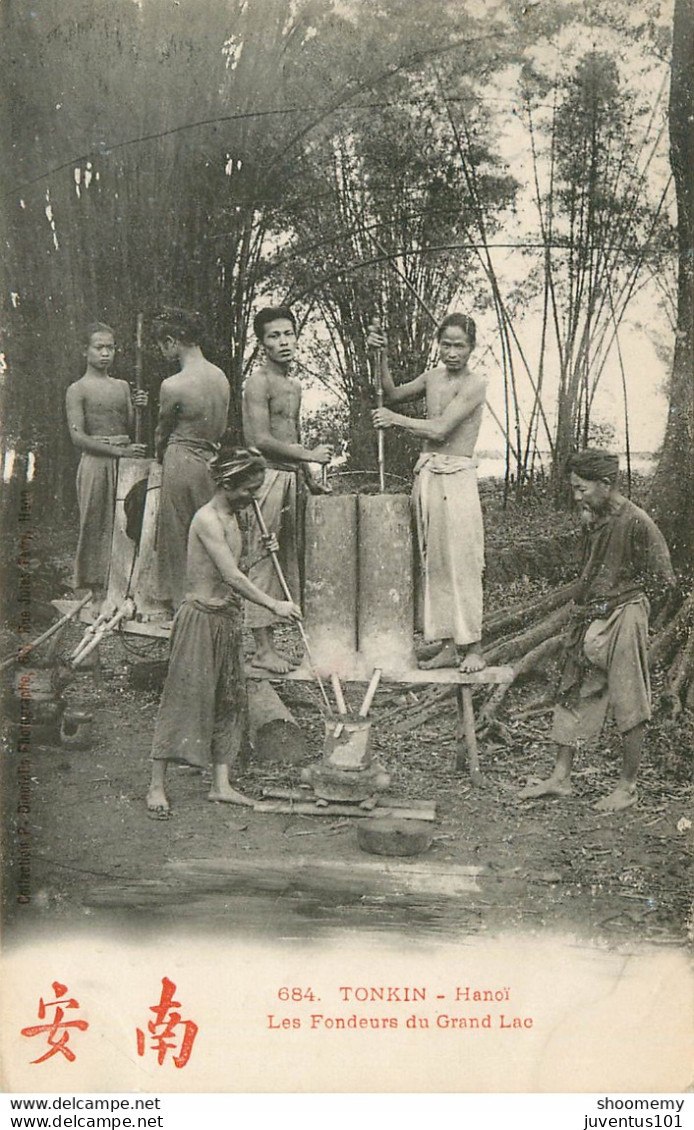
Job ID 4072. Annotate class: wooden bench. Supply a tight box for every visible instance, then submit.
[52,599,512,779]
[254,664,515,781]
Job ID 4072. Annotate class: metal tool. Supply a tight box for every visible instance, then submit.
[251,499,333,715]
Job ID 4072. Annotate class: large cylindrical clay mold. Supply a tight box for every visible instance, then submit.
[357,494,417,675]
[302,494,360,678]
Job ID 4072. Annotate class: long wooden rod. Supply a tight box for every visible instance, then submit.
[251,500,333,715]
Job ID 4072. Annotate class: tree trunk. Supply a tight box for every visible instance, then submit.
[649,0,694,568]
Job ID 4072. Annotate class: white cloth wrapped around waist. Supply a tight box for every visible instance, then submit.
[414,452,478,476]
[412,450,483,646]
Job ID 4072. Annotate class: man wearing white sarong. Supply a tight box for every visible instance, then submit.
[369,314,486,672]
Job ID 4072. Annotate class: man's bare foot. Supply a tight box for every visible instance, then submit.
[208,784,254,806]
[459,648,486,674]
[251,649,295,674]
[146,785,171,820]
[518,775,573,800]
[593,785,637,813]
[419,641,458,670]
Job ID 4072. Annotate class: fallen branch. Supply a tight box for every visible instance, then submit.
[480,634,565,723]
[485,603,573,665]
[648,590,694,670]
[483,580,580,639]
[391,685,455,733]
[661,624,694,718]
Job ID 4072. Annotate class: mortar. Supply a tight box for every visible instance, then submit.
[300,715,391,802]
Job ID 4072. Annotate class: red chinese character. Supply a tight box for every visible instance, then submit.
[20,981,89,1064]
[136,977,198,1069]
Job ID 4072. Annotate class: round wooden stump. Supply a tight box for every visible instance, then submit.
[357,818,433,857]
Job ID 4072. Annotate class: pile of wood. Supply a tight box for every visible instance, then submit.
[374,580,694,737]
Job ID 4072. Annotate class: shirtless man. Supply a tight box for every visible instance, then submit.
[152,308,230,610]
[66,322,147,609]
[368,314,486,673]
[518,449,675,813]
[147,448,301,818]
[242,306,332,673]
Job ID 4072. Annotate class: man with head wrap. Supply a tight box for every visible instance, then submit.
[519,448,676,812]
[146,448,302,819]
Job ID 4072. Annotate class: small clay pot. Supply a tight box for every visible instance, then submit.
[59,710,94,749]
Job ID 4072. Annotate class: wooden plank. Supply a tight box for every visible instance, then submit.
[166,857,482,898]
[252,800,436,820]
[261,787,435,814]
[275,664,514,686]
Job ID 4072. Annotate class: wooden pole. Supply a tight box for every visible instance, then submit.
[134,312,144,448]
[330,673,349,716]
[358,667,382,718]
[371,345,386,493]
[251,499,333,715]
[366,233,513,457]
[455,685,481,782]
[0,592,92,673]
[70,604,131,668]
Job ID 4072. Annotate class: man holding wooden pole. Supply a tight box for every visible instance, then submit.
[242,306,332,674]
[66,322,148,612]
[146,447,301,819]
[368,314,487,673]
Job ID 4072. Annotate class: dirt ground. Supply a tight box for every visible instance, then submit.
[2,487,692,950]
[2,618,692,949]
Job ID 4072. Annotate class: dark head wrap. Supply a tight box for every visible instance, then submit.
[211,447,266,487]
[567,448,619,484]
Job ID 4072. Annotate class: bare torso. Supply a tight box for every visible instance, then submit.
[67,375,132,437]
[242,365,302,449]
[184,502,242,604]
[424,365,484,455]
[162,359,230,444]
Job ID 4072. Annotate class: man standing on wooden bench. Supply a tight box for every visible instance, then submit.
[519,449,675,813]
[242,306,332,674]
[146,447,301,819]
[152,308,230,613]
[66,322,148,614]
[368,314,487,673]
